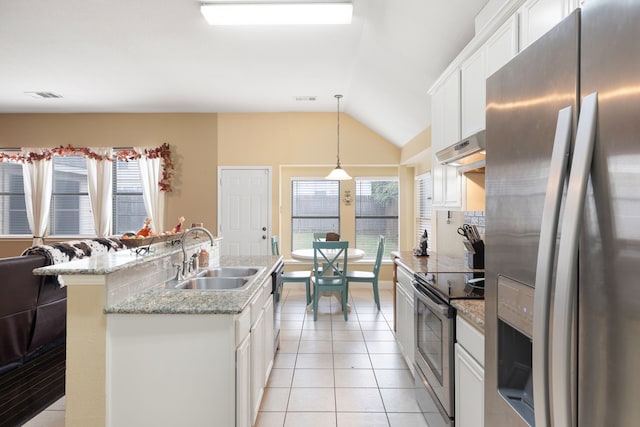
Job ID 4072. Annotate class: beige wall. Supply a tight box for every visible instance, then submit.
[0,113,218,257]
[401,127,432,175]
[218,112,398,166]
[1,112,417,259]
[398,126,433,252]
[217,112,403,243]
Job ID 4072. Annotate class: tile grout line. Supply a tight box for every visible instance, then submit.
[263,287,403,427]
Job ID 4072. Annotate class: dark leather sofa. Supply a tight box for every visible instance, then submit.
[0,254,66,375]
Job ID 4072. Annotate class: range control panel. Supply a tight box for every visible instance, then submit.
[497,275,534,338]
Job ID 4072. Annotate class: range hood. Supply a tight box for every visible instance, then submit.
[435,130,486,173]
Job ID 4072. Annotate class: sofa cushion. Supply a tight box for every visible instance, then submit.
[0,312,36,368]
[27,299,66,353]
[0,254,47,368]
[0,255,46,316]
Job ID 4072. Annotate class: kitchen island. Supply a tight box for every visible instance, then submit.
[34,239,281,427]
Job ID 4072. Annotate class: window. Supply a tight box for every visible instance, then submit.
[355,178,398,257]
[0,153,148,237]
[291,179,340,250]
[416,172,433,249]
[112,158,147,234]
[50,156,93,235]
[0,162,30,235]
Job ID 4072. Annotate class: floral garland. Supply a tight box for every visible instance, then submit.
[0,142,174,192]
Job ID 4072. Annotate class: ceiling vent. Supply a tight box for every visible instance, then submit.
[25,91,63,99]
[295,96,317,101]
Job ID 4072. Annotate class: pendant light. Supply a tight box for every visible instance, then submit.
[326,94,352,180]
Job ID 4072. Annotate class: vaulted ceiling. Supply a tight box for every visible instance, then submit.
[0,0,489,147]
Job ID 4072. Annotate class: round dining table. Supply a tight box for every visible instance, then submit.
[290,248,365,262]
[289,248,365,315]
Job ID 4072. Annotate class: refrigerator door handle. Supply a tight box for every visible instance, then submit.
[552,92,598,427]
[533,106,573,427]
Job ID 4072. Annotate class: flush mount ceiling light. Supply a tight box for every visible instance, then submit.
[326,94,352,181]
[200,2,353,26]
[24,91,63,99]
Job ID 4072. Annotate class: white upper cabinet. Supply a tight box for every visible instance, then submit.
[431,69,462,208]
[462,14,520,140]
[441,69,462,149]
[461,48,487,139]
[486,14,519,78]
[430,0,581,211]
[519,0,572,50]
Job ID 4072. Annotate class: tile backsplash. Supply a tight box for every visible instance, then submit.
[464,211,485,240]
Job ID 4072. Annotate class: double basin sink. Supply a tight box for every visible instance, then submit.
[169,266,265,291]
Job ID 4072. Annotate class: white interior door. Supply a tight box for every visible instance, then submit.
[218,168,271,256]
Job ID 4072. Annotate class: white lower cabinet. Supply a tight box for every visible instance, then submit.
[249,277,273,425]
[455,316,485,427]
[395,264,415,374]
[108,314,244,427]
[250,307,265,424]
[105,270,276,427]
[236,333,251,427]
[263,295,275,383]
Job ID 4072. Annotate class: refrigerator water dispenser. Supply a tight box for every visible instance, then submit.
[497,276,535,425]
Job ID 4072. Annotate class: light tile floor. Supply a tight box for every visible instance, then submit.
[23,285,428,427]
[255,285,428,427]
[21,396,65,427]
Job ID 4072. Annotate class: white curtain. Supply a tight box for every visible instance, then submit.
[21,148,53,246]
[136,147,165,234]
[87,147,113,237]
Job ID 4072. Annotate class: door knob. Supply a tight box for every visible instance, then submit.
[262,227,267,231]
[262,235,267,240]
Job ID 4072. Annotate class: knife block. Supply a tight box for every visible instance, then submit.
[465,240,485,269]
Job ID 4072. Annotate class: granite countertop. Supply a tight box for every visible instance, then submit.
[32,238,224,276]
[104,255,282,315]
[35,240,282,315]
[451,300,485,332]
[391,250,485,333]
[390,250,483,274]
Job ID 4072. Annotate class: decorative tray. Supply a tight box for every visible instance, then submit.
[120,232,184,248]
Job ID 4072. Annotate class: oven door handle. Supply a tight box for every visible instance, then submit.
[413,284,453,318]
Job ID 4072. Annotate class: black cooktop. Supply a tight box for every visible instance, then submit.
[414,271,484,302]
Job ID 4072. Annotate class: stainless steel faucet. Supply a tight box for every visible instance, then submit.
[179,227,214,279]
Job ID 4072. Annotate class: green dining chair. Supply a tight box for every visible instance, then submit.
[346,235,385,310]
[312,241,349,321]
[271,236,313,305]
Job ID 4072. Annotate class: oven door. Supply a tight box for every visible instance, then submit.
[414,283,455,426]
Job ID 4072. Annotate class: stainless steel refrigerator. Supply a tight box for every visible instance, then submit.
[485,1,640,426]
